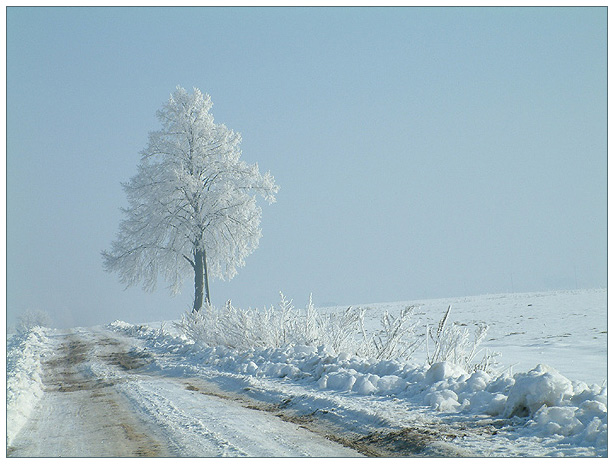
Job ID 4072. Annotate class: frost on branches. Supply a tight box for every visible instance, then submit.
[103,87,278,311]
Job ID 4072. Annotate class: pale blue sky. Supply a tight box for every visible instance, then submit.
[7,7,607,329]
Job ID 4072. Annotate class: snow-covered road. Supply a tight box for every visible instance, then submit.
[7,327,361,457]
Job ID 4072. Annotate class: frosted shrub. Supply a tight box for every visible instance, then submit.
[178,298,494,370]
[359,306,421,360]
[177,293,420,361]
[426,306,499,373]
[301,298,366,354]
[177,300,285,349]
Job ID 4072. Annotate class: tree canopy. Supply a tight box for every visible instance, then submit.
[103,86,278,310]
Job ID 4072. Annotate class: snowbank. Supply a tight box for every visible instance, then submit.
[108,320,608,456]
[6,327,50,446]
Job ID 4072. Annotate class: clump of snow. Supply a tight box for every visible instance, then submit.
[6,327,50,446]
[504,364,574,417]
[425,388,461,412]
[523,380,608,450]
[424,361,467,384]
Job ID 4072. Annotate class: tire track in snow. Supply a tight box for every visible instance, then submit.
[114,379,248,457]
[112,374,363,457]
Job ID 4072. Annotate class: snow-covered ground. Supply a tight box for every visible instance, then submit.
[6,289,607,457]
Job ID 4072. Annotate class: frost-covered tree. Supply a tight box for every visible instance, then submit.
[103,87,278,311]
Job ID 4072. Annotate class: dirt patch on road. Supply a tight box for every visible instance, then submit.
[43,336,96,393]
[103,347,153,371]
[351,427,460,457]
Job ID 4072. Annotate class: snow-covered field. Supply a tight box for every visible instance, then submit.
[6,289,607,457]
[345,288,607,385]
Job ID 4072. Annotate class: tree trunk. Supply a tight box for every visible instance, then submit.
[193,249,211,312]
[203,249,210,306]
